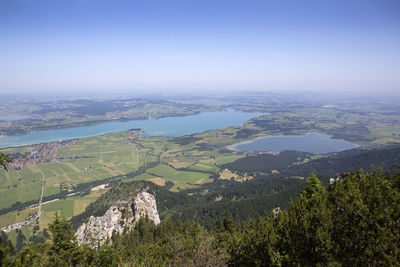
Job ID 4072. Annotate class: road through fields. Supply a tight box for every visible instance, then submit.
[35,166,46,218]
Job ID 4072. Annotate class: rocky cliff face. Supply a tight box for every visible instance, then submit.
[75,191,160,247]
[131,191,160,225]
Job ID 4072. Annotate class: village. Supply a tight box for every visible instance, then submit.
[7,139,78,169]
[124,128,142,143]
[0,214,38,233]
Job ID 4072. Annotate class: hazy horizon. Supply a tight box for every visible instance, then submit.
[1,0,399,94]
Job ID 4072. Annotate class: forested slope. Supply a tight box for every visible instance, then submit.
[70,146,400,229]
[1,168,399,266]
[224,146,400,180]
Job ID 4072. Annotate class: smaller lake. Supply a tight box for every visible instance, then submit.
[229,132,357,154]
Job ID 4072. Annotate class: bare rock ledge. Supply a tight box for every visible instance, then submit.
[75,191,160,248]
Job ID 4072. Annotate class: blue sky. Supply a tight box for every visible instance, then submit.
[0,0,399,94]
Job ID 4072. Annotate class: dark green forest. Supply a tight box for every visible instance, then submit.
[1,168,400,266]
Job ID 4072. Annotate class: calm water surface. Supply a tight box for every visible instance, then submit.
[0,115,31,121]
[230,132,357,154]
[0,110,262,148]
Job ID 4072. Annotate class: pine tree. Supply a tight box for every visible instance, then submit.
[15,230,26,253]
[0,151,11,171]
[48,212,89,265]
[281,174,336,265]
[328,169,400,265]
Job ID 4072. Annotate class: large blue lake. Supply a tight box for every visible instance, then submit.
[0,110,262,148]
[229,132,357,154]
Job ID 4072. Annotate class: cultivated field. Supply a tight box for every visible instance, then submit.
[0,126,247,234]
[0,133,143,210]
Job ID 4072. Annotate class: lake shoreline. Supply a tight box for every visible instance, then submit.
[226,132,358,154]
[0,110,263,149]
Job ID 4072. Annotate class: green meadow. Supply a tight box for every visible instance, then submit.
[0,127,246,229]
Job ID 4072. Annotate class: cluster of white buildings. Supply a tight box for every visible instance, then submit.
[1,214,38,233]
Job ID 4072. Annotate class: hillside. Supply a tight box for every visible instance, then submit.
[1,168,399,266]
[67,145,400,230]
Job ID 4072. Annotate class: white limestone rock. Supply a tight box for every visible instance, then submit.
[75,191,160,247]
[132,191,160,225]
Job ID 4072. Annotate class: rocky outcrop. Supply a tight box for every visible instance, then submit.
[131,191,160,225]
[75,206,126,247]
[75,191,160,247]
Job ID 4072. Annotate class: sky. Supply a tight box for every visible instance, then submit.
[0,0,399,94]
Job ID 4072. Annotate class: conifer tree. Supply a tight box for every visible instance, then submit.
[48,212,89,265]
[276,174,337,265]
[0,151,11,171]
[15,230,26,253]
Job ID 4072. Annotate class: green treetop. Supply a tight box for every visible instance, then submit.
[0,151,11,171]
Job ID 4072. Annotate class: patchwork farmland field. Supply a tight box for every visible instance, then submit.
[146,164,212,191]
[0,133,144,210]
[0,126,249,233]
